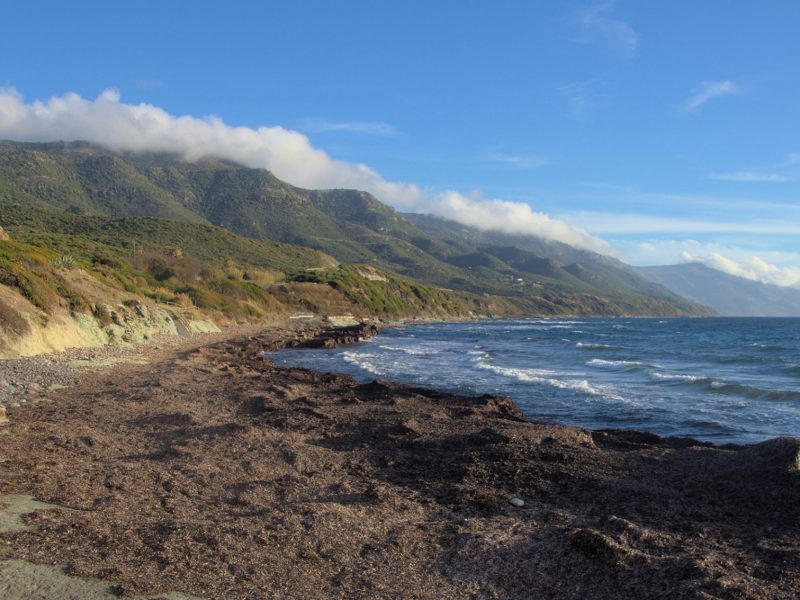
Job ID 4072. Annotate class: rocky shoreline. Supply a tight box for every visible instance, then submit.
[1,324,799,598]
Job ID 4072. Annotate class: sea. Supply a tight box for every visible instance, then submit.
[272,318,800,445]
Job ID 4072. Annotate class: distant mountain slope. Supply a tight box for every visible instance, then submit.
[0,140,710,316]
[404,213,697,302]
[636,263,800,316]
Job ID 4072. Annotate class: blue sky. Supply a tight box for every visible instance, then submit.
[1,1,800,284]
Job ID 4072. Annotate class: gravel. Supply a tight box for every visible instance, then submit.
[0,325,264,408]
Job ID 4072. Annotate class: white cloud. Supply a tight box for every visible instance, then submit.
[0,88,424,207]
[298,118,397,136]
[695,253,800,288]
[683,80,739,113]
[0,88,610,253]
[621,239,800,287]
[485,151,551,170]
[429,192,613,254]
[575,1,638,53]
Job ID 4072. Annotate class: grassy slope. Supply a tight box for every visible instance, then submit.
[0,207,512,342]
[0,203,336,273]
[0,141,711,316]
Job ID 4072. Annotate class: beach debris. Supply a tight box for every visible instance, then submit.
[509,496,525,508]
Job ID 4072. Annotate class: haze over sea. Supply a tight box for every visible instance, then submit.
[275,318,800,444]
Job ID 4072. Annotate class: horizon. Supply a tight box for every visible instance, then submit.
[1,1,799,287]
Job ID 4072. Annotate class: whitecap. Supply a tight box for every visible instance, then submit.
[342,351,384,375]
[378,345,432,356]
[650,371,707,383]
[477,362,625,401]
[587,358,645,369]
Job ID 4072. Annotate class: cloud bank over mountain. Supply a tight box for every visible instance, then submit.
[0,88,611,254]
[679,251,800,289]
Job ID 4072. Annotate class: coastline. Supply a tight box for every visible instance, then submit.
[1,324,799,598]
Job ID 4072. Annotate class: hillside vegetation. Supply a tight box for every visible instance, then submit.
[0,140,712,355]
[0,205,527,355]
[0,141,710,319]
[0,211,498,324]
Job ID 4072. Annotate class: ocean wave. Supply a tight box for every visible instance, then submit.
[709,382,800,402]
[378,345,433,356]
[587,358,648,371]
[748,342,788,352]
[651,371,800,402]
[477,363,558,378]
[650,371,708,383]
[576,342,616,350]
[342,351,384,375]
[677,419,737,434]
[716,355,771,366]
[477,362,625,401]
[534,320,583,325]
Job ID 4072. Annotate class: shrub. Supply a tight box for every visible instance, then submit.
[92,304,113,327]
[174,293,194,309]
[147,258,175,282]
[0,297,30,335]
[0,264,59,310]
[50,254,75,269]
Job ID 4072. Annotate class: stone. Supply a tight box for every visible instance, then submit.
[0,405,8,426]
[509,497,525,508]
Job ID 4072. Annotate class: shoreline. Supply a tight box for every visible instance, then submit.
[279,318,794,448]
[1,324,799,598]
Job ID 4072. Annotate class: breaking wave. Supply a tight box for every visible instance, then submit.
[477,361,625,401]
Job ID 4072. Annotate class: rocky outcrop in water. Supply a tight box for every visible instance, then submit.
[289,322,379,349]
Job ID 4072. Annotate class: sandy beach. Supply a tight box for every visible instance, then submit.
[1,324,799,599]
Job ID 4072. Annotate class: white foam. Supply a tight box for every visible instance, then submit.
[587,359,645,368]
[342,351,384,375]
[378,345,432,356]
[576,342,613,349]
[540,320,583,325]
[477,362,625,401]
[650,371,706,383]
[468,349,489,357]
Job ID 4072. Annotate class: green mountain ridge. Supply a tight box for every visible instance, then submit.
[0,140,711,317]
